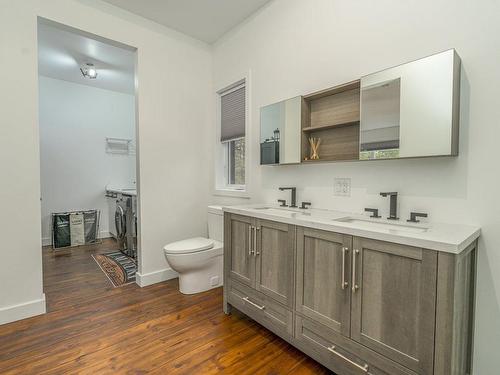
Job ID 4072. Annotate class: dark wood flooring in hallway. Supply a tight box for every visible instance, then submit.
[0,238,331,374]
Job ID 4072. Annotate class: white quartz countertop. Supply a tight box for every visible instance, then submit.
[222,204,480,254]
[105,186,137,196]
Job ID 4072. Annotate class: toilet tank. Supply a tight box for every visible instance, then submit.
[208,205,224,242]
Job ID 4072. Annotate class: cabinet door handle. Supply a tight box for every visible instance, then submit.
[248,226,254,256]
[242,297,265,310]
[327,345,369,373]
[254,227,260,256]
[341,247,349,290]
[352,249,360,292]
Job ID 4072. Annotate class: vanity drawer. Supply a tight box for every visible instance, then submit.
[228,279,293,338]
[295,316,417,375]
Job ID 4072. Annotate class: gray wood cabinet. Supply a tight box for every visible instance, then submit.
[254,218,295,307]
[434,243,476,375]
[227,278,294,338]
[350,237,437,374]
[295,227,352,336]
[224,213,295,312]
[223,212,476,375]
[226,214,254,287]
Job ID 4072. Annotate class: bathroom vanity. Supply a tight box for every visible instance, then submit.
[222,206,479,375]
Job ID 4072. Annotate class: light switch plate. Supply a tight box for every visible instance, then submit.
[334,178,351,197]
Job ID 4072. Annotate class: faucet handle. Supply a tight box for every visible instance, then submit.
[364,208,381,218]
[278,199,288,207]
[407,212,428,223]
[380,192,398,197]
[300,202,311,209]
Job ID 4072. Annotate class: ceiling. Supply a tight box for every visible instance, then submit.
[101,0,272,43]
[38,21,136,94]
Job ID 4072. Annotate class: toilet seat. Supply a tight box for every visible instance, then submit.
[164,237,215,255]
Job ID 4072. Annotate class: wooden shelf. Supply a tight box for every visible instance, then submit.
[303,80,360,100]
[301,158,359,164]
[302,120,359,133]
[299,79,361,163]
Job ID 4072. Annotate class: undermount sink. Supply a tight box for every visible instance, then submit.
[334,217,429,234]
[249,207,300,216]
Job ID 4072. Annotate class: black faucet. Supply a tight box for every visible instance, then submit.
[300,202,311,209]
[277,199,288,207]
[380,192,398,220]
[364,208,381,218]
[407,212,428,223]
[279,187,297,208]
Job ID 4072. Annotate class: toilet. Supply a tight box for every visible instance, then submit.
[164,206,223,294]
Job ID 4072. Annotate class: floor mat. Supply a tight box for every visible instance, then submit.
[92,251,136,287]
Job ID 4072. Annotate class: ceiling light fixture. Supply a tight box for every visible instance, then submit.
[80,63,97,79]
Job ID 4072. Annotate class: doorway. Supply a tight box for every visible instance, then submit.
[37,18,140,295]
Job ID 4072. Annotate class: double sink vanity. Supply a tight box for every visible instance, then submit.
[224,48,477,374]
[222,203,479,375]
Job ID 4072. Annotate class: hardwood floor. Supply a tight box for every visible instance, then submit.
[0,239,331,374]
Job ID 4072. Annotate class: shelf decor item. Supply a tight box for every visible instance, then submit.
[309,137,321,160]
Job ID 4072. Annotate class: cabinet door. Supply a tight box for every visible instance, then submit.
[226,214,255,287]
[350,237,437,374]
[255,219,295,307]
[296,227,352,336]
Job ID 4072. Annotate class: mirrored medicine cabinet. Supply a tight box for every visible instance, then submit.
[260,96,302,165]
[260,49,461,165]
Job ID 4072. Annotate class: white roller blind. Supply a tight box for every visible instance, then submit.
[220,84,246,142]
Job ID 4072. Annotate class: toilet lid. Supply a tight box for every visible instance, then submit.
[163,237,215,254]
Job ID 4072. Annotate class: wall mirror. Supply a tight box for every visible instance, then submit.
[360,49,461,160]
[260,96,301,165]
[259,49,461,166]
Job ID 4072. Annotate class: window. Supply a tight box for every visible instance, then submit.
[228,138,245,185]
[218,81,246,190]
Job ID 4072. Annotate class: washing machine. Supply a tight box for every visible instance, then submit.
[114,194,137,259]
[114,195,128,252]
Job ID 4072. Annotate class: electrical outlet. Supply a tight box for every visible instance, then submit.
[334,178,351,197]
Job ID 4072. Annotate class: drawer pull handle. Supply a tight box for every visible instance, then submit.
[341,247,349,289]
[254,227,260,256]
[248,226,253,256]
[352,249,360,292]
[242,297,265,310]
[327,345,369,373]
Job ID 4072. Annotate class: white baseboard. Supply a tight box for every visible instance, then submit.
[42,231,112,246]
[0,294,46,325]
[136,268,178,287]
[99,231,112,239]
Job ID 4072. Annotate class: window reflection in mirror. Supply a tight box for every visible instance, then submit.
[360,78,401,160]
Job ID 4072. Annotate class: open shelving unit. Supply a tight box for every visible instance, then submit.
[301,80,360,162]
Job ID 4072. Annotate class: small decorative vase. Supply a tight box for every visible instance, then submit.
[309,137,321,160]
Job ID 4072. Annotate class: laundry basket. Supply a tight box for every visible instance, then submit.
[51,210,101,249]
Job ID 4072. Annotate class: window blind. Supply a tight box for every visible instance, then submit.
[220,85,245,142]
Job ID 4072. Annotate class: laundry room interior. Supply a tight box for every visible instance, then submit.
[38,19,138,276]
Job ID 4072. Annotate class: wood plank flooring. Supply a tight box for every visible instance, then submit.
[0,239,331,374]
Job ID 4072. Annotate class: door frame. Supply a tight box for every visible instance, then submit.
[37,17,142,283]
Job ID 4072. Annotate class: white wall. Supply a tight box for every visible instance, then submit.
[39,76,136,243]
[211,0,500,372]
[0,0,211,323]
